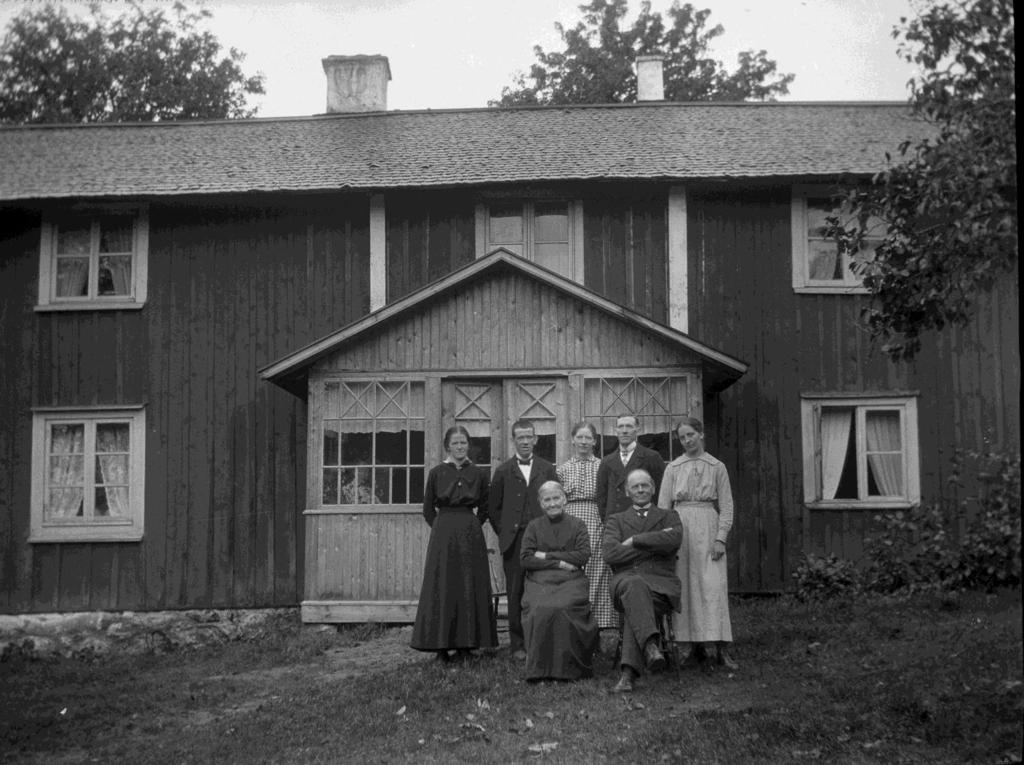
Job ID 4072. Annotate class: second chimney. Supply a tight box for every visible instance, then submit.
[636,55,665,102]
[322,55,391,113]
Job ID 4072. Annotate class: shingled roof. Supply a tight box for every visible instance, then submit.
[0,101,924,201]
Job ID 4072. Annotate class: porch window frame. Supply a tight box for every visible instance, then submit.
[800,393,920,510]
[29,404,147,543]
[36,203,149,311]
[316,377,427,514]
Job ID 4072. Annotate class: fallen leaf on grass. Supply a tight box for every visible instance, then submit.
[791,748,821,759]
[396,706,406,716]
[476,698,491,710]
[527,742,559,754]
[542,711,554,719]
[508,718,535,734]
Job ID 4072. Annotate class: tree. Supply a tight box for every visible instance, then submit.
[830,0,1016,360]
[0,1,265,123]
[491,0,794,106]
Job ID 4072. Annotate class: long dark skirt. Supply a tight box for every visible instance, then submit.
[522,569,599,680]
[411,509,497,651]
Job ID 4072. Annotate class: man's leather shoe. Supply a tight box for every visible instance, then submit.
[644,639,667,673]
[611,669,634,693]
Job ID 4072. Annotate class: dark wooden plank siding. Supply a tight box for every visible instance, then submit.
[0,195,370,613]
[583,196,668,322]
[385,193,475,302]
[323,270,696,373]
[689,188,1019,590]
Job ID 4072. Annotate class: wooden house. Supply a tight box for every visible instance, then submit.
[0,55,1017,621]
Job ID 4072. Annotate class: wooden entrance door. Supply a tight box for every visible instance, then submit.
[441,377,567,469]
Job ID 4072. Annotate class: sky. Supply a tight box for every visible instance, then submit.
[0,0,923,117]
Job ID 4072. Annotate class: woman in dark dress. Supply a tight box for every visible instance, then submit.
[520,480,599,681]
[411,425,497,661]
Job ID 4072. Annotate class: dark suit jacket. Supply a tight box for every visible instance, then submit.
[594,444,666,520]
[602,505,682,611]
[488,456,558,554]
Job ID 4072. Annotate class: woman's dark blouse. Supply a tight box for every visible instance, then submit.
[422,461,490,527]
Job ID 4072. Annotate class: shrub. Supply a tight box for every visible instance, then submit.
[862,451,1021,594]
[792,553,860,600]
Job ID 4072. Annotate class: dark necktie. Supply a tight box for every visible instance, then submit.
[518,458,532,466]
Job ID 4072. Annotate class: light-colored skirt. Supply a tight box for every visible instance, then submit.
[672,501,732,643]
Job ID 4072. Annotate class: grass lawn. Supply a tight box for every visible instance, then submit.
[2,588,1021,764]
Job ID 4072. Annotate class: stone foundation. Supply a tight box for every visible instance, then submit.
[0,608,301,660]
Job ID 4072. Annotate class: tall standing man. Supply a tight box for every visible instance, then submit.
[489,419,558,660]
[595,415,665,520]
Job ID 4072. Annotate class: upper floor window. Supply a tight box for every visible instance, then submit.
[37,205,149,311]
[476,200,583,281]
[800,395,920,509]
[791,189,883,294]
[30,406,146,542]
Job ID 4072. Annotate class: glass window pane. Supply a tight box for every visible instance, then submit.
[409,429,425,464]
[49,455,84,487]
[98,216,133,253]
[489,204,523,244]
[95,487,110,516]
[340,467,373,504]
[323,422,340,466]
[806,199,834,237]
[96,422,129,452]
[375,430,408,464]
[323,468,339,504]
[47,488,84,519]
[95,454,129,484]
[55,257,90,297]
[467,436,490,467]
[409,467,425,504]
[807,240,841,280]
[374,467,391,504]
[534,203,568,242]
[392,468,408,504]
[56,221,91,254]
[535,243,571,277]
[340,429,373,464]
[98,255,132,296]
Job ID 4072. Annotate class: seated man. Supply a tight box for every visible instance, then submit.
[602,468,682,693]
[520,481,599,681]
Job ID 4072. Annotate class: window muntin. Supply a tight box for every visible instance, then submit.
[801,397,919,508]
[321,380,426,507]
[792,191,884,293]
[30,407,146,542]
[38,207,148,310]
[583,375,691,461]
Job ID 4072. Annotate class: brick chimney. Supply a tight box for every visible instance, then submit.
[322,55,391,113]
[636,55,665,102]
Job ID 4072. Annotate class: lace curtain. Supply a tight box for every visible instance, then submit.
[819,408,852,500]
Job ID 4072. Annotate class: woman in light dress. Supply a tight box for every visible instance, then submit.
[556,421,618,632]
[658,416,738,669]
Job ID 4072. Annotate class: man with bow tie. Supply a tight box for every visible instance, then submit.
[489,419,558,661]
[603,469,682,693]
[595,415,665,520]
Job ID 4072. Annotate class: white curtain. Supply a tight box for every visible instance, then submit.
[866,412,903,495]
[820,409,852,500]
[55,258,89,297]
[96,424,130,517]
[48,425,85,518]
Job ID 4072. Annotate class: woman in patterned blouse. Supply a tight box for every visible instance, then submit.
[556,421,618,631]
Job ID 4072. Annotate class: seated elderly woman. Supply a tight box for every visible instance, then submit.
[520,480,600,682]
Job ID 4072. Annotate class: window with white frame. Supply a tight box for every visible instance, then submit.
[801,395,919,508]
[791,189,884,293]
[476,200,583,281]
[30,406,146,542]
[37,206,149,310]
[321,380,426,508]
